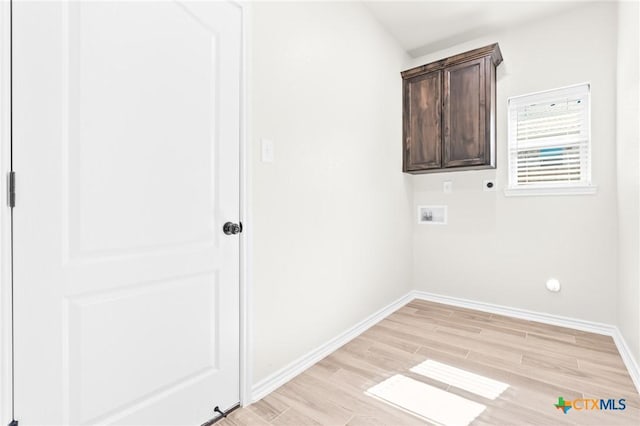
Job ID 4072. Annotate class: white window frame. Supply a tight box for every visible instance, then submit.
[505,82,597,197]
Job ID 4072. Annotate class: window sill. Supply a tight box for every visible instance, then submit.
[504,185,598,197]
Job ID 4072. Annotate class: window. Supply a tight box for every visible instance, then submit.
[506,83,595,196]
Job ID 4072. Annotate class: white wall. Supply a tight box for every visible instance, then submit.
[408,2,619,324]
[616,0,640,364]
[250,1,412,384]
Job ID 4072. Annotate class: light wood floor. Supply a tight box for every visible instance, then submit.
[220,300,640,425]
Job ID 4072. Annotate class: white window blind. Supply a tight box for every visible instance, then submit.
[507,83,591,192]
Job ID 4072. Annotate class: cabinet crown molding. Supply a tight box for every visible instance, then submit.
[401,43,502,80]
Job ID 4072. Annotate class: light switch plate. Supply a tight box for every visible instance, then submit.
[443,181,452,193]
[261,139,274,163]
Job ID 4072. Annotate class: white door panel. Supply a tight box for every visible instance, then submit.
[12,1,241,424]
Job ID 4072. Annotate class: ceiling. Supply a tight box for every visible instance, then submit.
[364,1,593,57]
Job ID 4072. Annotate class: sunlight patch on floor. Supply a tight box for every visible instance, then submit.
[366,374,486,426]
[411,359,510,400]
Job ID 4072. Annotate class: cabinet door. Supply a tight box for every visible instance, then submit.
[403,71,442,171]
[443,58,489,167]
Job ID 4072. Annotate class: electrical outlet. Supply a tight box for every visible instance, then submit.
[443,181,452,193]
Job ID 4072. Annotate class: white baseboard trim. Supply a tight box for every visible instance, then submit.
[250,292,415,402]
[411,290,614,335]
[412,290,640,394]
[250,290,640,403]
[611,326,640,393]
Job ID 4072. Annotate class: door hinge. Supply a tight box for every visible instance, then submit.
[7,171,15,208]
[8,420,18,426]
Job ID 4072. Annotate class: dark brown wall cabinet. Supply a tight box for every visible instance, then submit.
[402,43,503,174]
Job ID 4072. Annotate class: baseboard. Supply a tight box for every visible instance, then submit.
[250,292,415,402]
[250,290,640,403]
[411,290,616,335]
[412,290,640,394]
[611,327,640,393]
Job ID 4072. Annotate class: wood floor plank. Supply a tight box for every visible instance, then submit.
[270,407,321,426]
[372,324,472,358]
[233,301,640,425]
[271,382,353,426]
[578,357,633,377]
[247,395,290,423]
[430,328,525,363]
[295,370,427,425]
[359,328,422,354]
[219,407,272,426]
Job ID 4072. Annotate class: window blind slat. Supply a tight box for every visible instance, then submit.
[518,119,582,132]
[516,151,584,160]
[516,115,582,129]
[518,176,582,183]
[516,165,582,173]
[518,125,582,134]
[517,169,582,177]
[512,137,588,150]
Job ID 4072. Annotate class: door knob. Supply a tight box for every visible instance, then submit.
[223,222,242,235]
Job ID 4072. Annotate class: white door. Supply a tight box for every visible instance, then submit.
[12,1,241,424]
